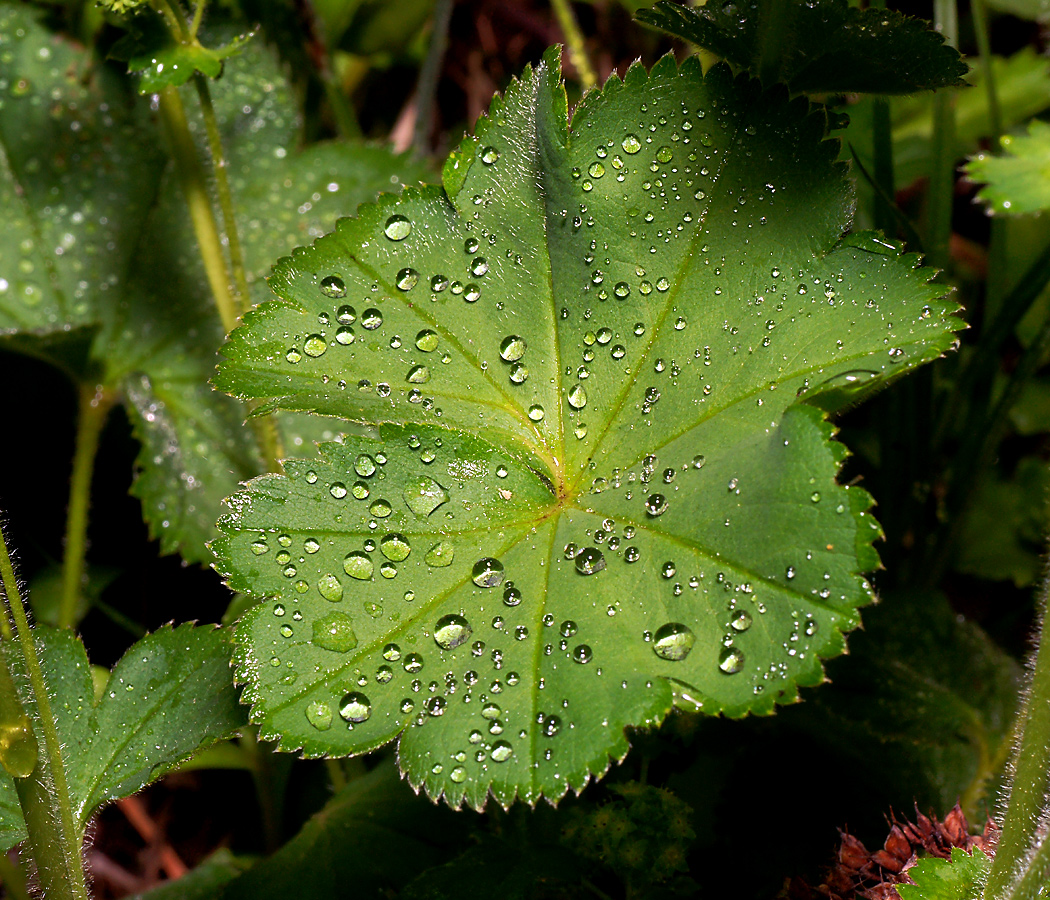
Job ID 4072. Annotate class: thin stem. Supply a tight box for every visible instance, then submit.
[870,98,896,237]
[151,0,187,41]
[928,0,958,271]
[413,0,455,154]
[324,758,346,793]
[550,0,597,90]
[58,384,115,631]
[755,1,793,86]
[188,0,206,40]
[0,523,88,900]
[192,74,251,313]
[971,0,1002,144]
[157,86,241,336]
[984,594,1050,900]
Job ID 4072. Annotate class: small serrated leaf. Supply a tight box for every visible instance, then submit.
[213,50,960,808]
[128,33,255,93]
[637,0,968,94]
[968,120,1050,215]
[898,847,991,900]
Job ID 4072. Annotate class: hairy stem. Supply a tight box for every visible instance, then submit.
[927,0,958,271]
[0,523,87,900]
[550,0,597,90]
[985,592,1050,900]
[57,384,115,631]
[157,86,241,336]
[192,73,251,312]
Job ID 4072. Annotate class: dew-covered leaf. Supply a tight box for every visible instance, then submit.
[897,847,990,900]
[636,0,967,94]
[968,120,1050,215]
[0,624,244,851]
[213,50,959,808]
[128,33,255,92]
[0,4,431,563]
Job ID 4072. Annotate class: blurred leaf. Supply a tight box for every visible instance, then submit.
[636,0,967,93]
[0,624,245,851]
[27,563,119,628]
[985,0,1050,22]
[897,847,991,900]
[128,33,256,93]
[338,0,436,57]
[130,849,253,900]
[954,456,1050,588]
[1010,377,1050,434]
[968,120,1050,216]
[219,759,467,900]
[788,591,1022,816]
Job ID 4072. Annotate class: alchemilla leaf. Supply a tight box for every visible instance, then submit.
[214,50,959,808]
[967,120,1050,215]
[897,847,990,900]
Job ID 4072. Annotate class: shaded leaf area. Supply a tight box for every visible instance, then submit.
[986,0,1050,21]
[968,120,1050,215]
[0,4,431,563]
[0,624,245,852]
[129,849,253,900]
[953,456,1049,588]
[783,591,1022,816]
[636,0,967,94]
[897,848,991,900]
[214,48,958,808]
[218,759,469,900]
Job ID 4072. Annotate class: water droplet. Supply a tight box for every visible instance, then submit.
[384,215,412,241]
[470,257,489,277]
[306,700,333,730]
[415,330,439,352]
[574,547,606,575]
[625,546,640,563]
[286,348,302,364]
[330,482,348,499]
[403,477,449,516]
[472,557,505,588]
[425,541,454,567]
[491,740,513,762]
[573,645,593,664]
[567,384,588,409]
[403,653,423,673]
[425,697,447,716]
[622,134,641,154]
[396,268,419,290]
[355,453,376,476]
[718,647,744,674]
[339,691,372,723]
[645,493,669,516]
[785,565,796,579]
[313,612,358,652]
[500,335,527,361]
[369,499,392,518]
[730,611,752,632]
[361,308,383,330]
[317,574,344,602]
[656,146,673,163]
[406,364,430,384]
[343,552,374,580]
[588,161,605,178]
[653,623,695,661]
[251,538,269,555]
[528,404,545,422]
[380,533,411,561]
[434,614,473,650]
[450,765,467,783]
[509,363,529,383]
[320,275,346,298]
[464,284,481,303]
[481,145,500,164]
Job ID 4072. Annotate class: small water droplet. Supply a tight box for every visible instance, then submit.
[339,691,372,723]
[396,268,419,290]
[415,330,439,352]
[403,477,449,516]
[718,647,744,674]
[730,611,752,632]
[380,533,411,561]
[406,364,430,384]
[567,384,588,409]
[528,404,545,422]
[317,574,344,602]
[434,614,473,650]
[491,740,513,762]
[425,541,454,567]
[481,146,500,164]
[653,623,695,661]
[500,335,527,361]
[306,700,333,730]
[645,493,669,517]
[320,275,346,298]
[574,547,605,575]
[384,215,412,241]
[622,134,642,154]
[472,557,505,587]
[330,482,348,499]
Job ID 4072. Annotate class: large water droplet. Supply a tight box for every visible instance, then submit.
[303,334,327,357]
[343,551,374,580]
[369,499,392,518]
[472,557,505,587]
[396,268,419,290]
[320,275,346,298]
[339,691,372,723]
[730,611,752,632]
[403,477,449,516]
[481,146,500,164]
[567,384,588,409]
[499,335,527,361]
[574,547,606,575]
[573,644,593,664]
[384,215,412,241]
[380,533,411,561]
[306,700,333,730]
[645,493,669,517]
[718,647,744,674]
[313,612,358,652]
[622,134,642,154]
[425,541,454,567]
[406,364,430,384]
[355,454,377,477]
[652,623,695,661]
[491,740,513,762]
[434,614,473,650]
[317,574,344,602]
[415,329,439,352]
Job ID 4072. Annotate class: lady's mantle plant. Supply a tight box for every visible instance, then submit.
[213,48,960,809]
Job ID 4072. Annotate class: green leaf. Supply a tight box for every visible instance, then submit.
[220,759,468,900]
[0,624,245,851]
[129,849,252,900]
[636,0,967,94]
[986,0,1050,22]
[897,847,991,900]
[0,5,431,563]
[968,120,1050,216]
[128,33,256,93]
[213,50,958,808]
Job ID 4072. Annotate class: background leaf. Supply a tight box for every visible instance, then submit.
[968,120,1050,216]
[214,51,958,808]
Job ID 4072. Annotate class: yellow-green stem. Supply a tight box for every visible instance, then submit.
[0,523,88,900]
[193,74,251,313]
[157,87,241,336]
[550,0,597,90]
[58,384,115,631]
[188,0,206,39]
[928,0,958,271]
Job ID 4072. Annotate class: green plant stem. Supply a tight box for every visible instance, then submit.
[870,98,896,237]
[188,0,206,40]
[971,0,1002,144]
[984,593,1050,900]
[0,524,88,900]
[550,0,597,90]
[151,0,187,41]
[413,0,454,154]
[0,850,30,900]
[192,73,251,313]
[57,384,115,631]
[157,86,240,336]
[927,0,958,271]
[756,1,792,86]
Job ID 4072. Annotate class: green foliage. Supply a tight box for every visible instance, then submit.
[0,623,245,851]
[636,0,968,93]
[898,847,991,900]
[212,47,958,809]
[968,121,1050,215]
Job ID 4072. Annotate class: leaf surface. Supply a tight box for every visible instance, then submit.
[968,120,1050,215]
[897,847,990,900]
[0,4,431,562]
[0,624,244,850]
[636,0,967,94]
[214,51,959,807]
